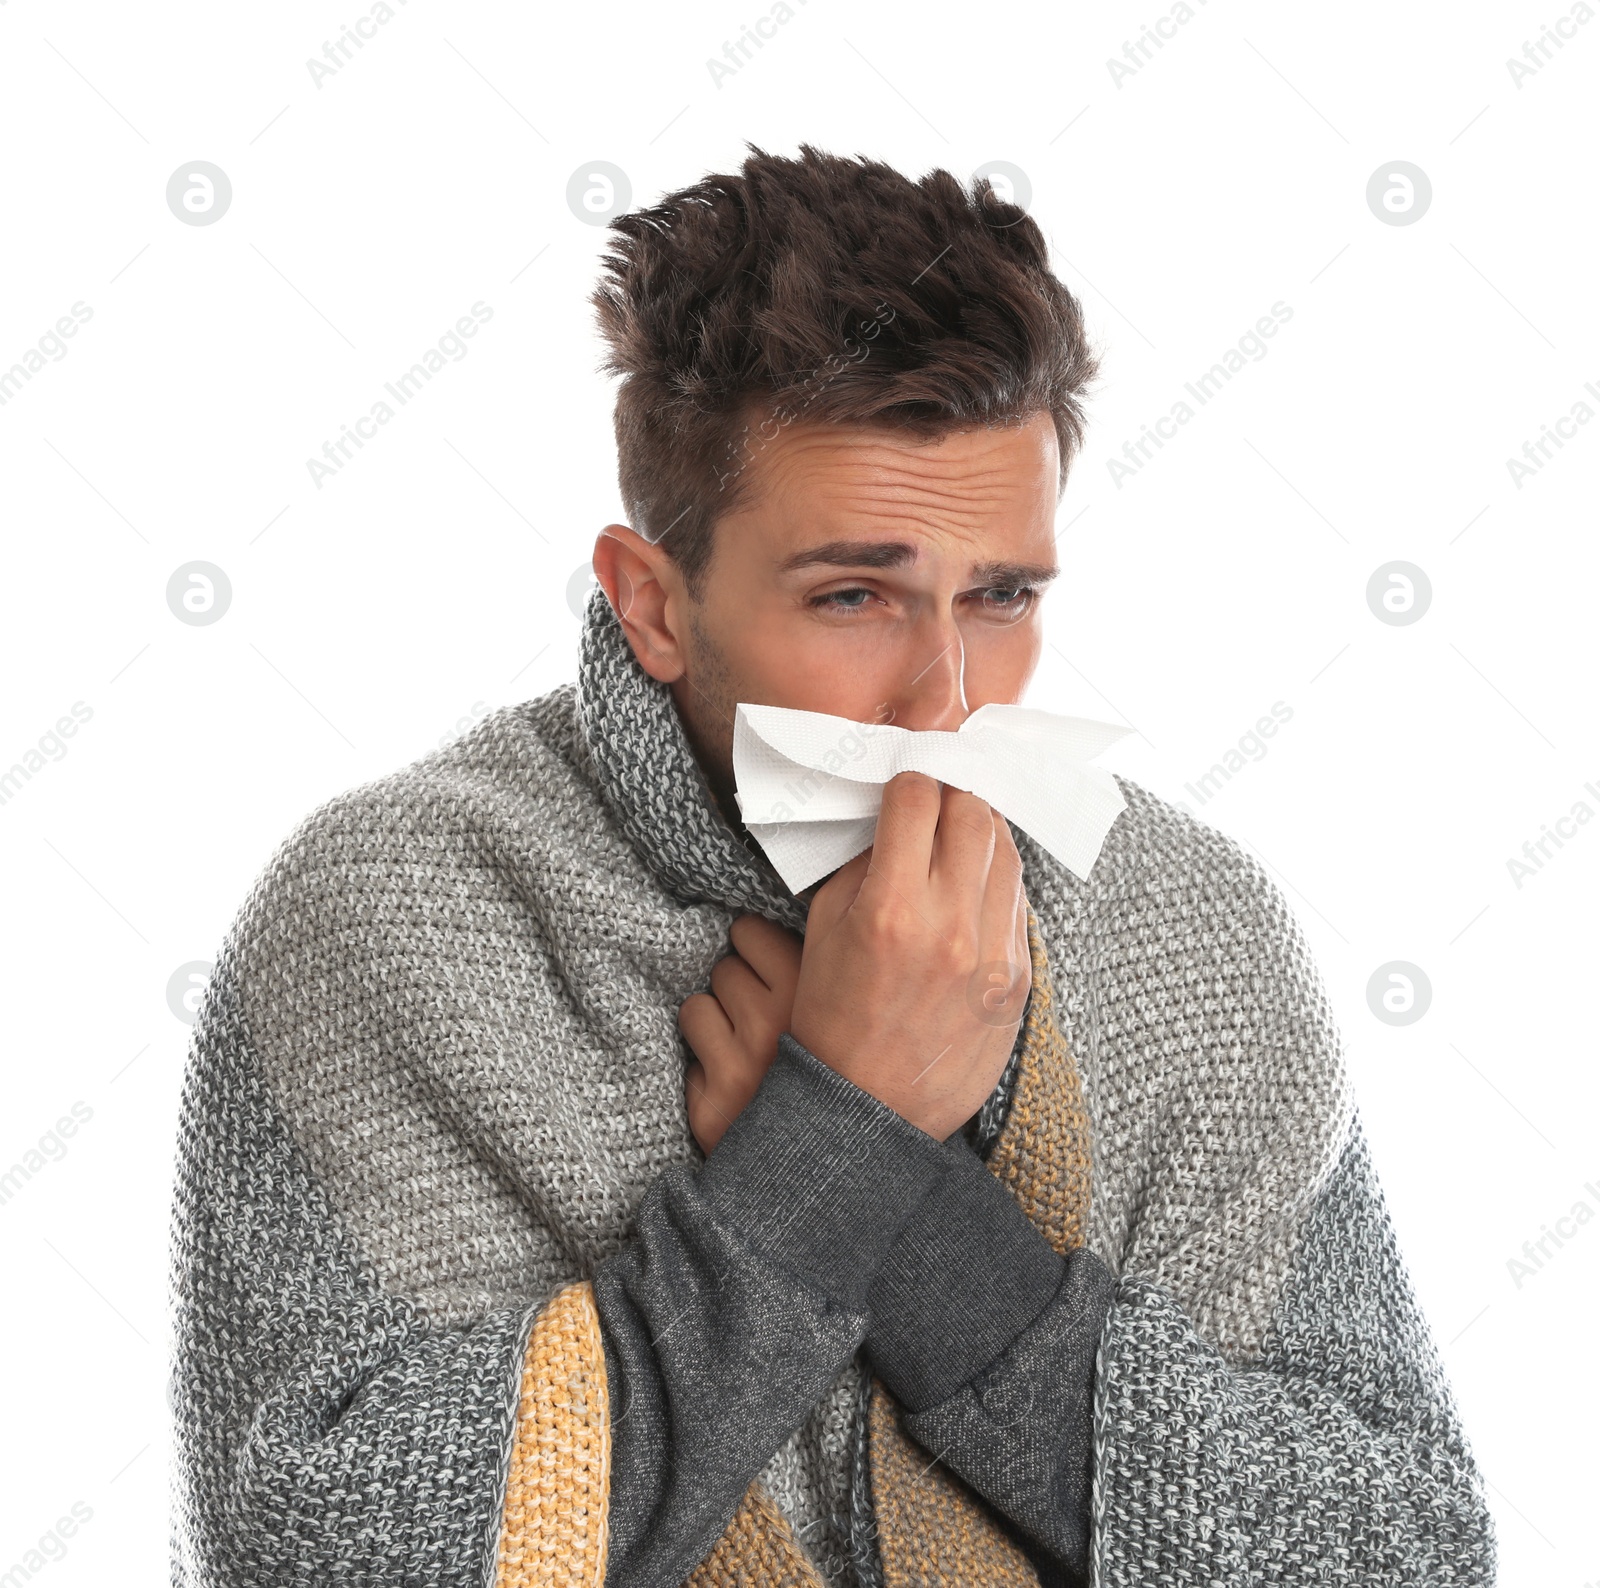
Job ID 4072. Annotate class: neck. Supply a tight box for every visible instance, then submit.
[666,672,741,830]
[681,708,822,911]
[575,584,813,933]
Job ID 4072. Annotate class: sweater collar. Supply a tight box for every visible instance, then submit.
[574,583,810,933]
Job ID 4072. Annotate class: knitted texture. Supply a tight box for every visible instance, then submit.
[1088,1114,1494,1586]
[670,899,1092,1588]
[749,1357,867,1582]
[859,901,1093,1588]
[168,581,1497,1585]
[496,1282,610,1587]
[1015,788,1359,1369]
[168,933,533,1586]
[684,1481,831,1587]
[982,899,1093,1256]
[866,1377,1040,1588]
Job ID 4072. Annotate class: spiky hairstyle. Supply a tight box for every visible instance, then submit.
[590,142,1099,597]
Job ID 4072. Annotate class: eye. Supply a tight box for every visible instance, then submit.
[974,585,1037,617]
[808,586,877,613]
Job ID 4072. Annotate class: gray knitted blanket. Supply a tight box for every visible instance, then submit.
[168,584,1497,1585]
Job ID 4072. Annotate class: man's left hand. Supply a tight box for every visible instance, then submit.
[680,913,803,1154]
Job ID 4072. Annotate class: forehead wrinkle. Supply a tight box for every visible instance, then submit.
[804,468,1049,551]
[736,418,1056,536]
[807,434,1030,483]
[803,498,1020,552]
[784,450,1041,525]
[811,469,1028,514]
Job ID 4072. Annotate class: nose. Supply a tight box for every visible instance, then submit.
[878,615,968,732]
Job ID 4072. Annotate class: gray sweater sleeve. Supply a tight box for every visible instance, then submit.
[590,1032,959,1587]
[170,948,559,1587]
[861,1129,1117,1583]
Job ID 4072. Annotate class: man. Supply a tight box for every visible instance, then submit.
[168,145,1497,1587]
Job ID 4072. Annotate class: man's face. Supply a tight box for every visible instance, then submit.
[593,407,1061,825]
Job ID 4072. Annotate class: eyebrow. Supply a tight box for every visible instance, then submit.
[775,538,1059,586]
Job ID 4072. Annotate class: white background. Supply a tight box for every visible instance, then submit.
[1,0,1595,1582]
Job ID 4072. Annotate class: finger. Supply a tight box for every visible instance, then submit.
[728,914,804,996]
[708,952,777,1031]
[684,1058,735,1152]
[678,989,734,1061]
[977,812,1030,1004]
[681,991,770,1104]
[684,1055,706,1114]
[1010,838,1032,953]
[985,812,1026,945]
[856,770,942,904]
[977,811,1025,941]
[1015,893,1031,993]
[928,784,998,913]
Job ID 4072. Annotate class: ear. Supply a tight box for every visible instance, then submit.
[591,524,689,683]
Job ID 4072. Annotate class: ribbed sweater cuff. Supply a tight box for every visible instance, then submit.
[694,1032,954,1315]
[864,1135,1067,1412]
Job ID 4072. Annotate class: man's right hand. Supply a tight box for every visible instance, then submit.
[788,771,1032,1143]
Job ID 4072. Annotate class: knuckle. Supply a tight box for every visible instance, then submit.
[862,900,918,948]
[940,932,977,973]
[855,897,893,936]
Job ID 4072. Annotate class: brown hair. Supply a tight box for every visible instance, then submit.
[590,142,1099,598]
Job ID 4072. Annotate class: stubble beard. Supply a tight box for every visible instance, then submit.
[675,604,823,901]
[675,604,743,832]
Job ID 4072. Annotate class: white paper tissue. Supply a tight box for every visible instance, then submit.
[732,700,1131,895]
